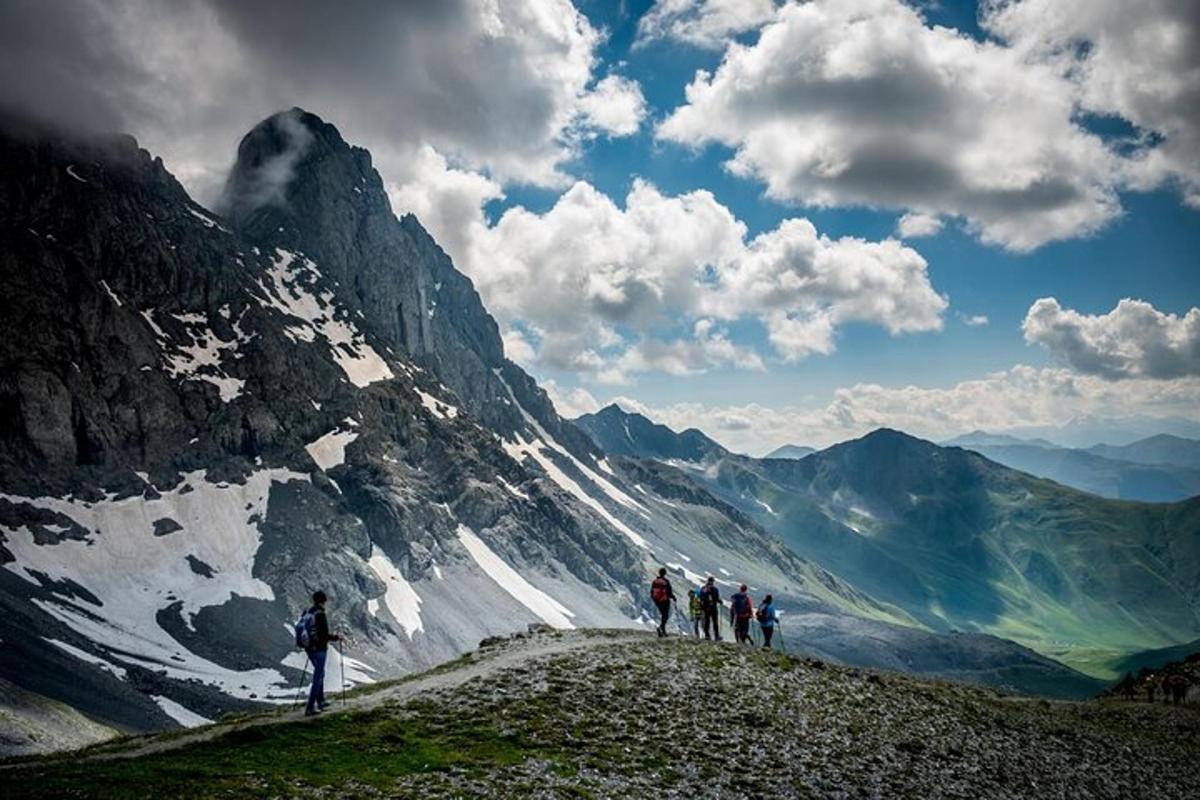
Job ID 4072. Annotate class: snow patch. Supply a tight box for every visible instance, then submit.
[366,547,423,639]
[497,476,529,500]
[153,695,212,728]
[305,423,359,471]
[140,309,244,402]
[415,388,458,420]
[65,164,87,183]
[667,562,704,585]
[186,206,230,233]
[2,469,309,702]
[44,638,127,679]
[98,280,122,307]
[457,524,575,629]
[259,249,393,387]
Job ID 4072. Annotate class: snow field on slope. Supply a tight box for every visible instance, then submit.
[2,469,311,700]
[366,546,424,639]
[493,372,650,549]
[152,695,212,728]
[456,524,575,630]
[261,249,393,387]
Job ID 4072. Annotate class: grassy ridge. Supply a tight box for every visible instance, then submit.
[5,632,1198,799]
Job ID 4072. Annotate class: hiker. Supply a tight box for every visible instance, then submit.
[1146,679,1158,703]
[1164,674,1188,705]
[756,593,779,649]
[699,577,722,641]
[1117,672,1136,701]
[297,590,341,716]
[687,588,702,638]
[650,567,677,637]
[730,584,753,644]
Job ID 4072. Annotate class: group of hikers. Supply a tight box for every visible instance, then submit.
[650,568,780,647]
[1116,670,1194,705]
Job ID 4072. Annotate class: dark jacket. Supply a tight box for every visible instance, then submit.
[306,605,339,653]
[699,584,721,610]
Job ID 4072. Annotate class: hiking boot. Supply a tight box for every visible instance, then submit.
[318,701,330,710]
[304,707,321,717]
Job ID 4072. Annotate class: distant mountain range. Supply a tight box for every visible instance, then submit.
[577,408,1200,677]
[942,431,1200,502]
[765,444,817,460]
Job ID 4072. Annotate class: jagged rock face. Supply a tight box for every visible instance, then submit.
[1,112,903,750]
[220,108,590,456]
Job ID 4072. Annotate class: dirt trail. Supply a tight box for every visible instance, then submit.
[13,630,648,766]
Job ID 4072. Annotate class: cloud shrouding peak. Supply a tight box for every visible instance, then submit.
[1023,298,1200,380]
[635,0,778,49]
[424,177,946,382]
[0,0,644,204]
[657,0,1132,251]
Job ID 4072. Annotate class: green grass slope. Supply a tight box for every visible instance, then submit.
[5,630,1198,799]
[691,430,1200,677]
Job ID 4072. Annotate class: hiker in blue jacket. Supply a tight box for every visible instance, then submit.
[756,593,779,649]
[299,590,341,716]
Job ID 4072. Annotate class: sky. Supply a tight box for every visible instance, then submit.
[2,0,1198,454]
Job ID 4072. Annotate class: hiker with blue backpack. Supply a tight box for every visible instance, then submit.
[756,593,779,649]
[295,590,341,716]
[729,584,753,644]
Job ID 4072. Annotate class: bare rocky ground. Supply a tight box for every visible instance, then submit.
[4,628,1198,799]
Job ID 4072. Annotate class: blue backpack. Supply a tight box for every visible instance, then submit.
[294,608,317,650]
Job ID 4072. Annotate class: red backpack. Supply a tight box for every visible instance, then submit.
[651,577,670,603]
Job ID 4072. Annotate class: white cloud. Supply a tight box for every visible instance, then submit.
[657,0,1126,251]
[959,313,990,327]
[616,365,1200,454]
[435,178,945,380]
[1023,298,1200,379]
[896,212,944,239]
[542,380,602,419]
[574,74,647,137]
[984,0,1200,208]
[635,0,778,49]
[0,0,644,204]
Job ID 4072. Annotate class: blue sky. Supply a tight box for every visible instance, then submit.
[14,0,1194,453]
[483,0,1199,447]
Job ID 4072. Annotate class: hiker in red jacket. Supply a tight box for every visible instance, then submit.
[650,567,677,637]
[729,584,754,644]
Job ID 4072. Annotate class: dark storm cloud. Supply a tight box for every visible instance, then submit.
[0,0,624,203]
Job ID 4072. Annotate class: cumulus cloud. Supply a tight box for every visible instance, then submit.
[657,0,1128,251]
[542,380,602,420]
[635,0,778,49]
[958,313,990,327]
[896,212,944,239]
[431,178,945,381]
[1023,298,1200,379]
[617,365,1200,454]
[984,0,1200,208]
[0,0,644,204]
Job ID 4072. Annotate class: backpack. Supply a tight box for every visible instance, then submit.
[651,577,670,604]
[294,608,317,650]
[732,592,751,619]
[755,606,768,624]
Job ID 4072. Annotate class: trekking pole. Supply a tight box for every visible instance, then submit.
[776,623,786,652]
[293,654,309,710]
[338,639,347,706]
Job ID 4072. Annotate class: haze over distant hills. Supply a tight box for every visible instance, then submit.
[943,431,1200,502]
[765,444,817,460]
[578,407,1200,677]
